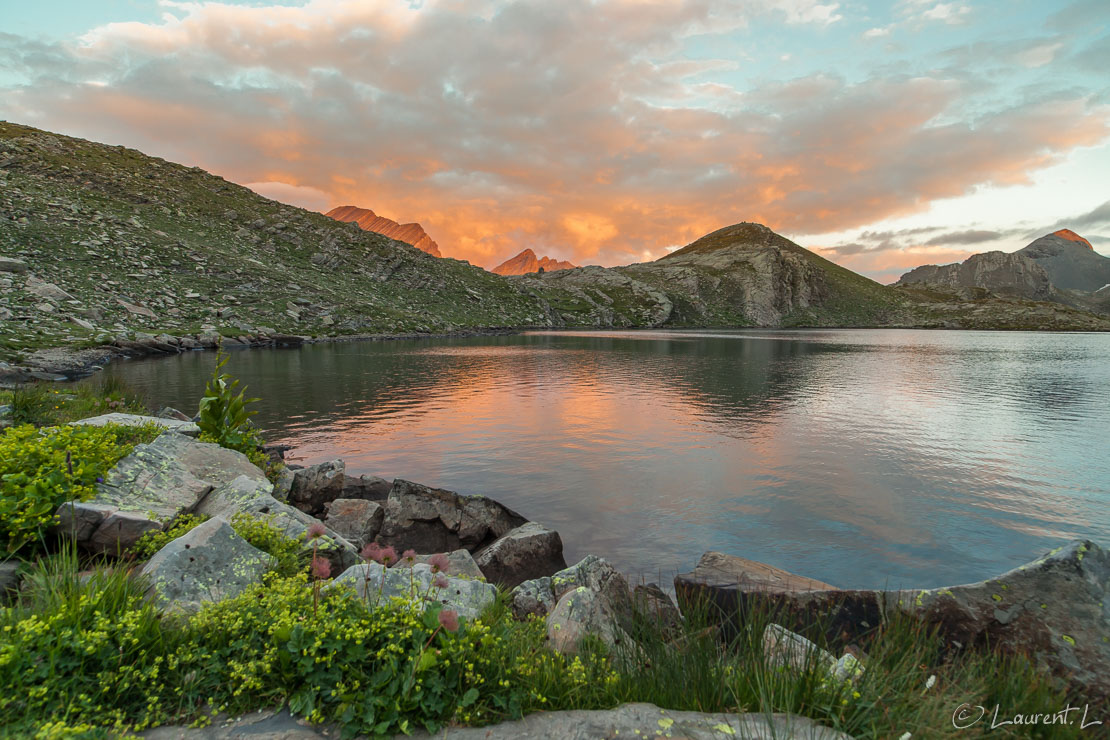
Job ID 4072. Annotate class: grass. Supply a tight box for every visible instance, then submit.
[0,374,147,427]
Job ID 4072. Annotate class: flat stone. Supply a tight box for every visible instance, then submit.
[331,562,497,620]
[69,413,200,437]
[26,275,74,301]
[0,257,28,273]
[139,517,269,613]
[475,521,567,589]
[763,624,836,674]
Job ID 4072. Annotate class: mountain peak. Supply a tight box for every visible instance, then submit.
[1051,229,1093,250]
[492,249,576,275]
[326,205,442,257]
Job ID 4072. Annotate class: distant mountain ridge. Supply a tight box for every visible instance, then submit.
[492,249,576,275]
[1015,230,1110,292]
[326,205,442,257]
[895,251,1056,301]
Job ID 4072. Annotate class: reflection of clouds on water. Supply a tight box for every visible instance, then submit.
[103,330,1110,591]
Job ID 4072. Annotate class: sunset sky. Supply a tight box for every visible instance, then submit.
[2,0,1108,282]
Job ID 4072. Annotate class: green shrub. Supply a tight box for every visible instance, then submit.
[8,385,52,426]
[196,351,259,452]
[229,513,306,578]
[0,423,162,553]
[130,514,211,560]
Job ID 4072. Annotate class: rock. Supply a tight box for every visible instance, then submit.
[474,521,567,588]
[763,624,836,674]
[287,459,345,515]
[511,555,631,620]
[156,406,192,422]
[139,517,269,613]
[26,275,74,301]
[0,562,24,605]
[633,583,684,635]
[393,549,485,581]
[69,316,95,331]
[195,475,358,571]
[341,473,392,501]
[547,585,633,655]
[322,498,383,548]
[272,466,296,501]
[117,299,157,318]
[377,479,527,554]
[330,562,497,620]
[69,412,201,437]
[0,257,28,273]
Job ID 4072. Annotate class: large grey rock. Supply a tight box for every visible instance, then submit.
[25,275,74,302]
[341,473,392,501]
[323,498,383,548]
[511,554,631,620]
[633,583,684,636]
[331,562,496,620]
[676,540,1110,702]
[547,585,633,656]
[0,562,24,605]
[69,412,200,437]
[475,521,566,588]
[195,475,358,571]
[392,549,485,581]
[287,459,345,515]
[0,257,27,274]
[139,517,268,613]
[377,479,527,554]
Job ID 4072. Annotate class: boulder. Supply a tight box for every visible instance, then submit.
[195,475,358,571]
[331,562,497,620]
[633,583,684,636]
[322,498,383,548]
[0,257,27,273]
[26,275,74,302]
[139,517,268,613]
[287,459,345,515]
[511,555,631,620]
[377,479,527,554]
[155,407,192,422]
[475,522,567,588]
[763,624,836,674]
[0,562,23,605]
[675,540,1110,702]
[547,586,633,656]
[392,549,485,581]
[341,473,392,501]
[69,412,201,437]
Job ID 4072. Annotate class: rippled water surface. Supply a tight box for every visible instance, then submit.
[110,330,1110,588]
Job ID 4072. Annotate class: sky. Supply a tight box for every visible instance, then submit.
[1,0,1108,282]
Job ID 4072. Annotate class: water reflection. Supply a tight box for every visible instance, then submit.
[104,329,1110,589]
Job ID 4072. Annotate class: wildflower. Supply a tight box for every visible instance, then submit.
[898,733,912,740]
[311,555,331,580]
[428,552,450,573]
[96,476,104,483]
[402,549,417,564]
[378,545,397,566]
[361,542,381,562]
[306,522,327,540]
[438,609,459,632]
[434,574,449,589]
[925,674,936,691]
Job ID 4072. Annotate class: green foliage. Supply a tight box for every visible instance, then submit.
[0,423,161,553]
[130,514,211,561]
[2,379,148,429]
[8,385,53,426]
[196,351,260,453]
[229,513,306,578]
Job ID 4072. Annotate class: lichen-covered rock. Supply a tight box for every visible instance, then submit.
[475,521,567,588]
[287,459,345,515]
[547,586,633,656]
[323,498,384,548]
[509,576,556,619]
[377,479,527,554]
[511,554,631,620]
[139,517,268,613]
[330,562,496,620]
[392,549,485,581]
[195,475,358,571]
[69,412,200,437]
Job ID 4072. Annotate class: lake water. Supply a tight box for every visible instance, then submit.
[106,329,1110,590]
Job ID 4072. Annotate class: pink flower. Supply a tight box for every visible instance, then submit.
[402,549,417,564]
[379,545,397,566]
[427,553,450,574]
[437,609,459,632]
[311,555,331,579]
[306,522,327,540]
[433,574,449,589]
[361,542,381,562]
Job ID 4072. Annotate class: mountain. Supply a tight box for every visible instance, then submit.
[326,205,442,257]
[1016,230,1110,292]
[491,249,576,275]
[895,251,1056,302]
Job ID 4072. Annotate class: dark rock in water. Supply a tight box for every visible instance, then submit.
[675,540,1110,702]
[287,459,345,515]
[474,521,567,588]
[341,473,392,501]
[377,479,526,554]
[323,498,383,549]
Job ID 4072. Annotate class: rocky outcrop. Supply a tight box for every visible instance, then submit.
[377,479,527,554]
[509,555,632,620]
[1017,230,1110,292]
[331,562,497,620]
[139,517,269,613]
[326,205,442,258]
[675,540,1110,701]
[491,249,576,276]
[474,522,567,588]
[896,250,1057,301]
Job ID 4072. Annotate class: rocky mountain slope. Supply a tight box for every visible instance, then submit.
[1016,229,1110,292]
[492,249,576,276]
[895,250,1057,302]
[1,121,1107,364]
[325,205,442,257]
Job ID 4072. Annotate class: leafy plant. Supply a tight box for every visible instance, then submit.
[196,351,260,452]
[130,514,211,560]
[230,513,306,578]
[8,385,52,426]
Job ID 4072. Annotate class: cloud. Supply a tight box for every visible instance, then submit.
[0,0,1107,270]
[923,229,1004,246]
